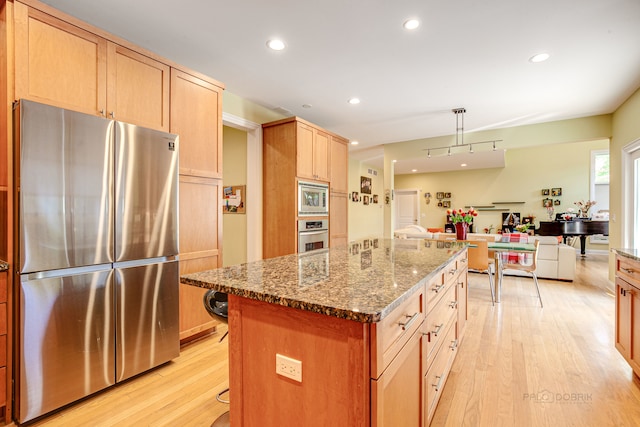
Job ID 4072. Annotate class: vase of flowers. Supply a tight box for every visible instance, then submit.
[575,200,596,218]
[447,207,478,240]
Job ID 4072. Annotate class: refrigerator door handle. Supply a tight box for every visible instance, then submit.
[113,255,178,269]
[20,264,113,281]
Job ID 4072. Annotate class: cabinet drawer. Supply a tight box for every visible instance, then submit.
[0,272,6,303]
[422,284,457,370]
[371,289,424,378]
[0,335,5,367]
[423,320,458,425]
[0,304,5,336]
[617,257,640,287]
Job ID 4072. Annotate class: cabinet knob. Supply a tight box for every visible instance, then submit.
[109,111,115,118]
[99,109,105,116]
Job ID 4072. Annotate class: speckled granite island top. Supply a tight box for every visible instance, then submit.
[181,238,466,323]
[613,248,640,262]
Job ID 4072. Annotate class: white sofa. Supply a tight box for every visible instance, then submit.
[393,227,576,281]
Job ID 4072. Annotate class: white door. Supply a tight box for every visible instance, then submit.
[395,190,419,230]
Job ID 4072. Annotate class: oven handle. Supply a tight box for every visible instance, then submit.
[299,230,328,236]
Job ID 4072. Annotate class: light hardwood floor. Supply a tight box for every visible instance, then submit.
[19,253,640,426]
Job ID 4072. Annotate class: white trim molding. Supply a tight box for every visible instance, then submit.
[223,112,263,262]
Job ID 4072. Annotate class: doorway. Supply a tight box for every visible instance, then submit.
[622,138,640,248]
[394,189,419,230]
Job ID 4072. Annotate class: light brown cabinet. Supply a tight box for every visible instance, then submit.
[329,193,348,248]
[171,69,224,342]
[422,249,467,426]
[262,117,348,258]
[330,135,349,194]
[14,2,170,131]
[296,122,330,182]
[615,254,640,375]
[10,0,225,357]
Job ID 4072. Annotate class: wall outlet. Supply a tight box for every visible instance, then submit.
[276,353,302,382]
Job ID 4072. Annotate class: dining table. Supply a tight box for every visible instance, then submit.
[486,241,537,303]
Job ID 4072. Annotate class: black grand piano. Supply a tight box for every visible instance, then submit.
[537,219,609,255]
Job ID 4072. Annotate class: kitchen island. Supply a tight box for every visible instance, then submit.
[181,238,468,426]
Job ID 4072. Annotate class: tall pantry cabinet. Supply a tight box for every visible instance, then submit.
[1,0,225,422]
[262,117,348,259]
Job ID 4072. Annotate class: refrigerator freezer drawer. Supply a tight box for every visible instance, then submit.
[19,268,115,423]
[115,259,179,381]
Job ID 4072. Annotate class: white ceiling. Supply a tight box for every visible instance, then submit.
[40,0,640,172]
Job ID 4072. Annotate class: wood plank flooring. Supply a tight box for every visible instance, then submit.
[18,253,640,426]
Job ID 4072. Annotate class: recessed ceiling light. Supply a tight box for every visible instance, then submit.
[461,163,467,167]
[392,159,397,163]
[348,98,361,105]
[302,104,312,109]
[267,39,285,51]
[351,140,359,145]
[403,19,420,30]
[411,169,418,173]
[529,53,549,63]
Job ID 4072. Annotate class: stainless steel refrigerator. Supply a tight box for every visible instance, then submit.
[15,100,180,423]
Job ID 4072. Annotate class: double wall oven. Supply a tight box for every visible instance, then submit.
[297,181,329,253]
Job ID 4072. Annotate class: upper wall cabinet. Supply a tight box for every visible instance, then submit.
[170,68,223,179]
[330,135,348,194]
[14,3,170,131]
[296,122,330,182]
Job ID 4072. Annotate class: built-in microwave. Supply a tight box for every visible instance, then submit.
[298,181,329,216]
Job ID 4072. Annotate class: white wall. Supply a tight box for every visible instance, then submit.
[348,158,385,240]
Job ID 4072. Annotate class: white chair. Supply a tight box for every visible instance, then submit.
[499,240,543,307]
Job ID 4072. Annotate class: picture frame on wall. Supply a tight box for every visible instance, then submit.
[372,194,379,204]
[543,198,553,207]
[542,188,550,195]
[551,187,562,196]
[351,191,359,202]
[223,185,246,214]
[436,192,445,199]
[444,192,452,198]
[554,199,561,206]
[360,176,372,194]
[442,201,451,208]
[363,195,370,205]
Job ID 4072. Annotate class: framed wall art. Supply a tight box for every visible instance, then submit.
[360,176,372,194]
[223,185,246,214]
[551,187,562,196]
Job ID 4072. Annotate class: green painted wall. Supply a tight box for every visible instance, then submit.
[222,126,248,267]
[394,140,608,246]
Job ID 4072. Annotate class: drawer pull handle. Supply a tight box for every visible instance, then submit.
[432,284,445,293]
[448,268,456,275]
[621,267,635,274]
[432,374,444,392]
[450,339,459,351]
[399,312,419,331]
[431,323,443,337]
[449,301,458,309]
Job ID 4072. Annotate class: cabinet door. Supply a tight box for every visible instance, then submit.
[296,122,315,180]
[170,68,223,178]
[456,264,468,340]
[107,43,170,131]
[616,277,632,360]
[329,193,348,248]
[371,329,422,427]
[630,284,640,373]
[313,130,330,181]
[14,3,107,115]
[178,176,222,341]
[330,136,348,193]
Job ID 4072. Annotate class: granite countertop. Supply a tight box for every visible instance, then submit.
[612,248,640,262]
[180,238,466,323]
